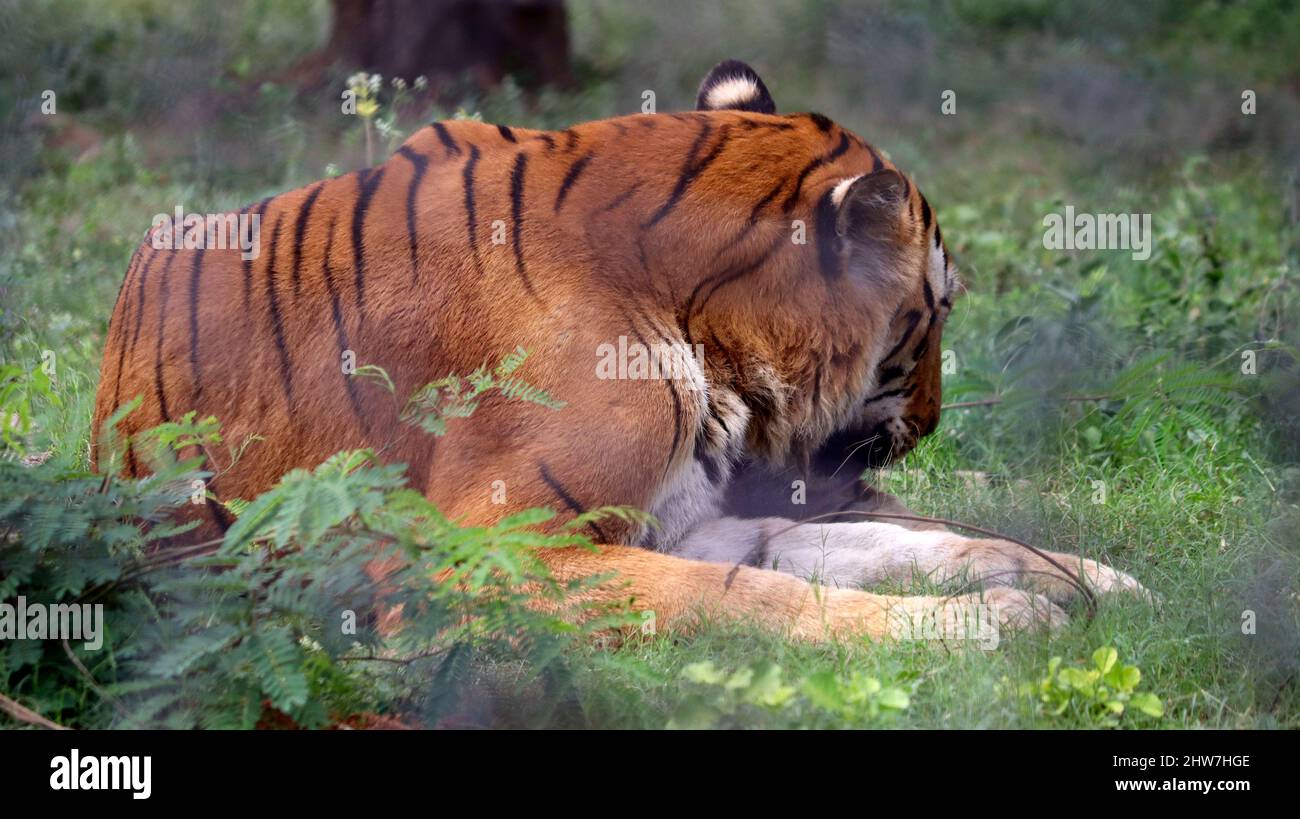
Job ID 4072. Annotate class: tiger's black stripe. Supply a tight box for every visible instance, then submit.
[152,252,178,420]
[320,216,367,424]
[509,152,539,298]
[538,462,609,541]
[350,167,386,316]
[878,365,905,383]
[863,385,912,405]
[642,124,731,229]
[264,215,296,411]
[290,181,326,300]
[431,122,461,157]
[912,333,930,360]
[636,237,660,297]
[601,182,642,213]
[553,151,593,213]
[241,197,272,309]
[706,330,744,381]
[624,306,684,481]
[187,248,206,399]
[462,145,485,274]
[112,245,143,331]
[914,311,939,360]
[714,176,787,260]
[496,124,517,143]
[811,361,824,412]
[694,434,724,485]
[782,131,851,213]
[663,371,684,481]
[108,246,145,414]
[397,146,429,283]
[129,251,161,357]
[869,147,884,172]
[737,118,794,131]
[806,113,833,133]
[814,189,841,279]
[681,237,784,344]
[205,497,234,532]
[880,309,923,364]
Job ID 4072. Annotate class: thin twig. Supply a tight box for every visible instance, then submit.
[121,536,226,574]
[942,394,1112,410]
[339,646,447,665]
[63,639,129,718]
[940,398,1004,409]
[0,691,68,730]
[79,536,230,602]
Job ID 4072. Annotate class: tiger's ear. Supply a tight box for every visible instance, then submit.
[835,169,910,247]
[695,60,776,114]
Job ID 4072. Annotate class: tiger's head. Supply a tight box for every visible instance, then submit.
[695,60,961,481]
[807,167,959,477]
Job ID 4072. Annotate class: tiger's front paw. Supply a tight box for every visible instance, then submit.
[1078,560,1155,604]
[884,588,1068,647]
[982,587,1070,634]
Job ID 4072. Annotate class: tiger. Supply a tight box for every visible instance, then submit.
[92,59,1148,642]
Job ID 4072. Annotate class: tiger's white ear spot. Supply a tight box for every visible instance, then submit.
[695,60,776,114]
[706,77,761,111]
[831,174,865,207]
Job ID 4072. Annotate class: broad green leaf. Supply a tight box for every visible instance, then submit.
[1130,693,1164,718]
[1092,646,1118,674]
[878,688,911,711]
[682,661,724,685]
[802,671,844,712]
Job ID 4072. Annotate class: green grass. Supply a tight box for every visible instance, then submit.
[1,0,1297,729]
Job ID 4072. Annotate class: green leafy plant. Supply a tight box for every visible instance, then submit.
[1027,647,1164,727]
[801,669,912,721]
[344,71,429,165]
[0,352,633,729]
[398,346,566,436]
[0,362,62,450]
[667,661,911,729]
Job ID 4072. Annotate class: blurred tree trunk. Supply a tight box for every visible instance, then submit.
[291,0,571,92]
